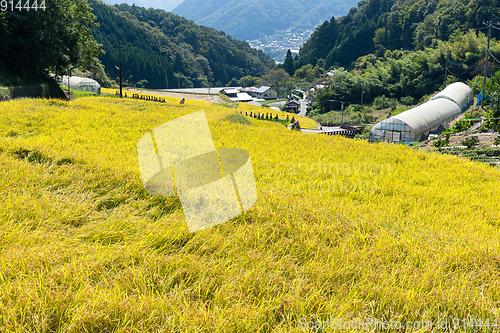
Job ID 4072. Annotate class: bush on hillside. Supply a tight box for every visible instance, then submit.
[373,95,398,110]
[462,136,479,149]
[400,96,415,106]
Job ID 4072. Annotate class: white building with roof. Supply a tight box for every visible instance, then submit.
[255,86,277,100]
[221,88,254,102]
[239,87,258,97]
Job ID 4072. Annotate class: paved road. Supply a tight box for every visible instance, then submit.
[158,87,238,94]
[301,126,344,134]
[298,99,308,117]
[128,88,225,103]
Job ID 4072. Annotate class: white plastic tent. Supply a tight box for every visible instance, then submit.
[59,76,101,94]
[431,82,473,112]
[370,82,473,143]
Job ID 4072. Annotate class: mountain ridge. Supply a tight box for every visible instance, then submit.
[172,0,359,41]
[101,0,183,12]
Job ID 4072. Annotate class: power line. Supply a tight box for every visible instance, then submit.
[446,66,475,77]
[447,56,475,66]
[444,48,449,87]
[489,50,500,64]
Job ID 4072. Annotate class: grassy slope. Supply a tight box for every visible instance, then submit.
[1,96,500,331]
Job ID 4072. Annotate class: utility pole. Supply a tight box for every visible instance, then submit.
[67,66,77,99]
[328,99,335,114]
[444,48,449,88]
[340,101,345,125]
[483,20,492,85]
[361,80,365,106]
[482,17,492,107]
[119,41,123,98]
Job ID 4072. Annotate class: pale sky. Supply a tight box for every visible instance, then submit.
[101,0,184,12]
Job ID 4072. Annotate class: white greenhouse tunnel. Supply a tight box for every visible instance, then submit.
[59,76,101,94]
[370,82,474,143]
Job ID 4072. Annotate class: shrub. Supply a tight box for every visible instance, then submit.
[467,75,485,94]
[346,104,363,113]
[420,94,431,104]
[308,108,319,117]
[432,138,447,149]
[442,128,459,136]
[461,136,479,149]
[479,124,488,133]
[373,96,398,110]
[400,96,415,106]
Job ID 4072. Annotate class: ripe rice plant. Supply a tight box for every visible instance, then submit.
[1,96,500,332]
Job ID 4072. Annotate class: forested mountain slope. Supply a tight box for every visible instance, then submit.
[298,0,499,69]
[90,1,275,88]
[172,0,359,41]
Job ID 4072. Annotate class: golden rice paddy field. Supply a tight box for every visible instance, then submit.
[100,87,318,130]
[1,95,500,332]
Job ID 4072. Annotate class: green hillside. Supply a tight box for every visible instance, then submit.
[298,0,499,69]
[90,0,275,88]
[310,29,500,112]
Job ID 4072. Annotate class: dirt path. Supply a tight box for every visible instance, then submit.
[421,133,498,151]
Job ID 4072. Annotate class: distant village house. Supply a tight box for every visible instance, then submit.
[255,86,277,100]
[220,85,277,102]
[239,87,258,97]
[221,88,253,102]
[284,100,300,113]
